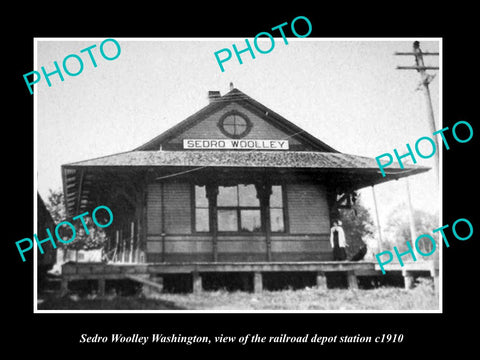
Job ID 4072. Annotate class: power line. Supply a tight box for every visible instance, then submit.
[155,165,208,181]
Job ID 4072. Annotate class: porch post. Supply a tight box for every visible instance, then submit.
[135,175,146,263]
[60,277,69,296]
[253,272,263,293]
[316,271,327,289]
[138,180,147,263]
[129,221,134,263]
[192,271,203,294]
[206,184,219,262]
[432,257,439,296]
[347,271,358,289]
[265,197,272,262]
[121,229,126,263]
[98,278,106,296]
[136,218,141,263]
[371,185,384,245]
[114,230,119,262]
[256,183,272,262]
[160,182,166,263]
[402,269,415,289]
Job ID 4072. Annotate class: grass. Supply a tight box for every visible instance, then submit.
[156,279,438,311]
[38,279,438,311]
[38,295,185,310]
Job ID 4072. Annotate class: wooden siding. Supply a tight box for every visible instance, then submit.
[271,234,332,261]
[146,234,332,262]
[145,181,332,263]
[147,182,192,235]
[163,182,192,234]
[146,235,211,253]
[167,103,301,146]
[286,183,330,234]
[146,183,163,235]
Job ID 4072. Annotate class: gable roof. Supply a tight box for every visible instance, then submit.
[61,149,429,215]
[134,88,339,152]
[61,87,431,216]
[63,149,424,173]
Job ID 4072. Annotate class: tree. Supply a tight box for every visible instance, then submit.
[383,205,439,257]
[45,188,65,224]
[337,195,375,260]
[44,188,107,251]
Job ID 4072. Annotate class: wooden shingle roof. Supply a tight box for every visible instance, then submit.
[63,150,424,172]
[61,88,430,215]
[62,150,428,215]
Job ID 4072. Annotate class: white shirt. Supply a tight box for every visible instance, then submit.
[330,226,347,248]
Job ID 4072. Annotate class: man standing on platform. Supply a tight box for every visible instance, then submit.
[330,220,348,260]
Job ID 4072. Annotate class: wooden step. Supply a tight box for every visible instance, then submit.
[125,275,164,292]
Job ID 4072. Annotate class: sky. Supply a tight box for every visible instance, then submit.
[35,38,440,232]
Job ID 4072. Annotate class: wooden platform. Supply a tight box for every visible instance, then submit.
[60,260,438,295]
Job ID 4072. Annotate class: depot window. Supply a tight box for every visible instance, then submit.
[194,185,210,232]
[194,184,285,233]
[217,184,261,232]
[218,111,252,139]
[269,185,285,232]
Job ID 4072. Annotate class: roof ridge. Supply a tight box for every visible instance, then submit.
[133,88,340,152]
[133,89,245,151]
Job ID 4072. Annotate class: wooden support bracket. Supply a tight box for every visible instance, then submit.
[347,271,358,290]
[316,272,327,289]
[253,272,263,293]
[192,272,202,294]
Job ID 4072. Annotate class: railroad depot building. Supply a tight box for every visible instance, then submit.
[60,88,429,293]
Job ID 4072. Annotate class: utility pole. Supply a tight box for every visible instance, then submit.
[371,185,384,248]
[396,42,440,268]
[395,41,440,182]
[404,177,417,245]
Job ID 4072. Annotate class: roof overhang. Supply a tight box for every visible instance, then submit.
[61,150,429,216]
